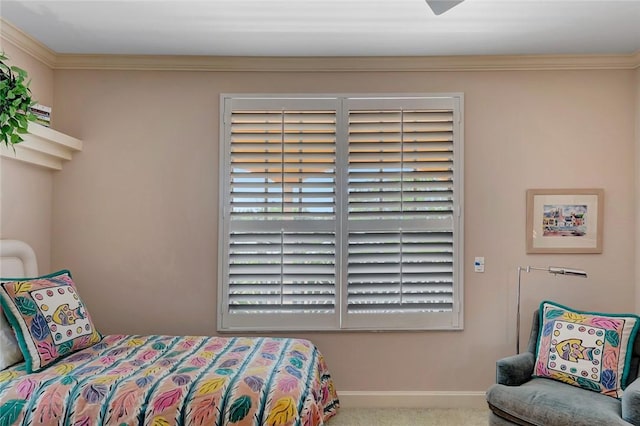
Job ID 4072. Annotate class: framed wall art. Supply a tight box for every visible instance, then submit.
[526,188,604,254]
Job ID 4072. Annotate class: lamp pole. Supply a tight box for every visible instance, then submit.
[516,266,587,354]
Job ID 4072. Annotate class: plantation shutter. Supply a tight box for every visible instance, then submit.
[220,97,339,330]
[342,97,462,329]
[219,95,463,331]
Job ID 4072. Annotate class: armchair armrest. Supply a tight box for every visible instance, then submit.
[496,352,535,386]
[622,377,640,425]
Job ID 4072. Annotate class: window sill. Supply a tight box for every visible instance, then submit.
[0,123,83,171]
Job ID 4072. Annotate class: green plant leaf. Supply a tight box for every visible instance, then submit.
[10,66,27,78]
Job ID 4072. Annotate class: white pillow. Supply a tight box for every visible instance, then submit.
[0,307,23,369]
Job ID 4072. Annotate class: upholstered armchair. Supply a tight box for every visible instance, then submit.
[486,310,640,425]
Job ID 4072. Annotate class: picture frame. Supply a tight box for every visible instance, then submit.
[526,188,604,254]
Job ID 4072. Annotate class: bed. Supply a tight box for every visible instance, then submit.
[0,240,339,425]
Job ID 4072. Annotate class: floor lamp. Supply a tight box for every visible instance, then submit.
[516,266,588,353]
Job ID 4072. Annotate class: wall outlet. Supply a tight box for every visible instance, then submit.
[474,257,485,273]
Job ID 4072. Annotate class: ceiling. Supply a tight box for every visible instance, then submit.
[2,0,640,57]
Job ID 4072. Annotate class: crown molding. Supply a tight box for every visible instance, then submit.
[52,52,640,72]
[632,51,640,69]
[2,17,639,72]
[0,18,57,68]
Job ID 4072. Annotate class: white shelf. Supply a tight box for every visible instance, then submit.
[0,123,83,170]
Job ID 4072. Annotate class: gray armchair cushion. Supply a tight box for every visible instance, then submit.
[487,378,631,426]
[623,378,640,424]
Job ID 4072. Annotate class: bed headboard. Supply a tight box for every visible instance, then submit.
[0,240,38,278]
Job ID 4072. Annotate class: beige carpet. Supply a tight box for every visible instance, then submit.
[326,408,489,425]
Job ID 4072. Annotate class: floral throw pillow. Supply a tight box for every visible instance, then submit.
[0,270,102,372]
[534,300,640,398]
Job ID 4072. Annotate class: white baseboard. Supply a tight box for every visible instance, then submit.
[337,391,487,409]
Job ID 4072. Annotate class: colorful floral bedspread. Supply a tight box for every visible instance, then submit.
[0,335,339,425]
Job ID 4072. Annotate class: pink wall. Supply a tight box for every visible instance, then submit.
[0,40,54,273]
[636,67,640,312]
[47,66,636,392]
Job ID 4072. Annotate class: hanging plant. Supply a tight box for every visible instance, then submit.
[0,52,37,148]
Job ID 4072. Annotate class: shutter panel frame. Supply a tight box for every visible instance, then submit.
[342,96,463,330]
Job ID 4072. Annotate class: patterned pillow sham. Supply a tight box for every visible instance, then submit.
[0,270,102,372]
[534,300,640,398]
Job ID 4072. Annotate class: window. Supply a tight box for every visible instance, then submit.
[219,94,463,331]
